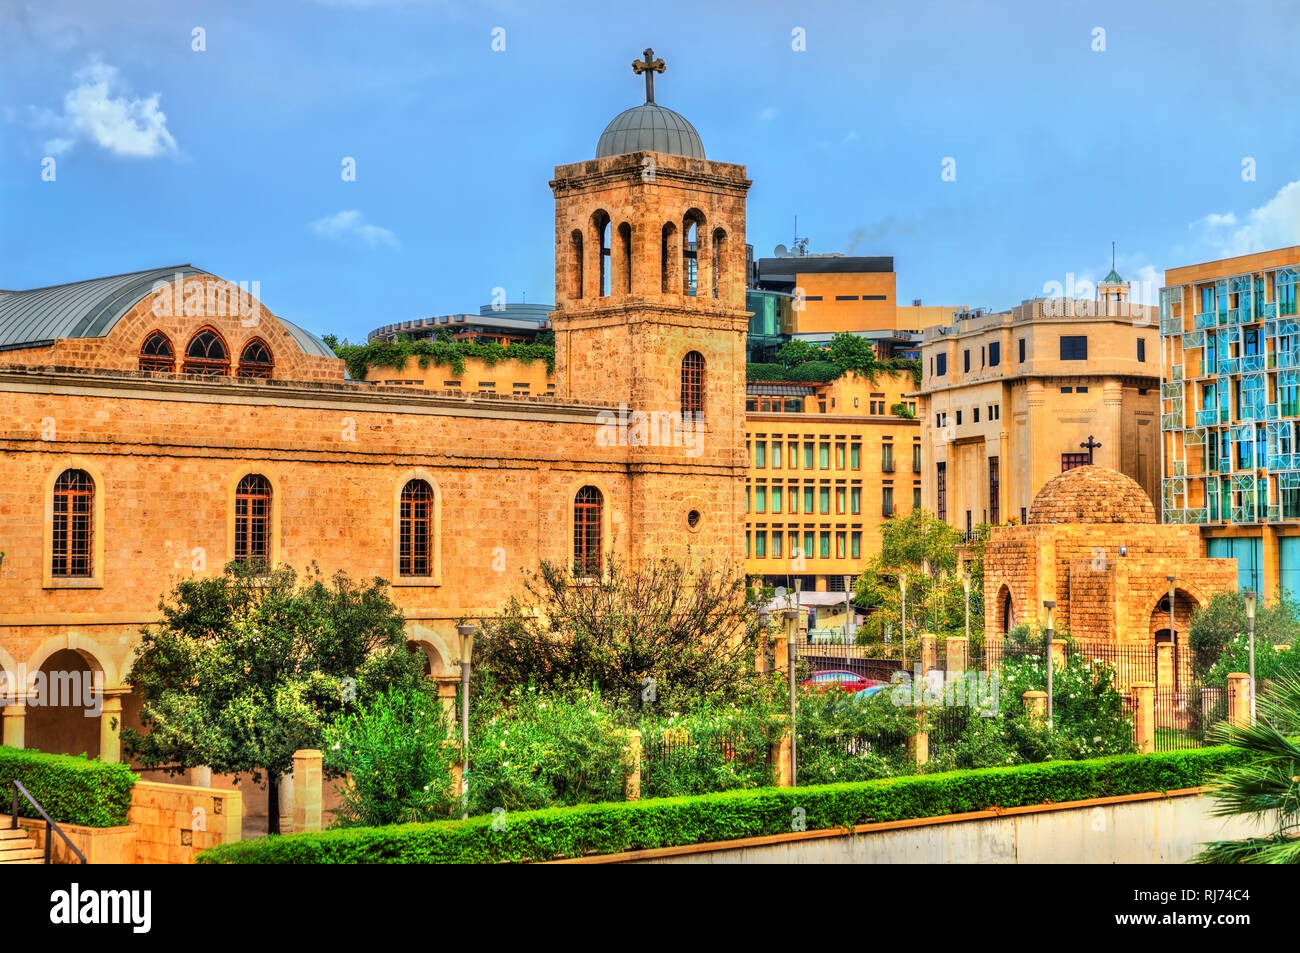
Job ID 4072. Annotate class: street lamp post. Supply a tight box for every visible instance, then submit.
[456,622,477,819]
[784,587,799,786]
[962,571,971,644]
[1043,601,1056,728]
[758,606,771,675]
[1244,590,1257,723]
[1167,574,1177,690]
[899,573,908,668]
[843,574,853,647]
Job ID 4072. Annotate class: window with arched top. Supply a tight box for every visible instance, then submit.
[682,210,704,296]
[183,328,230,376]
[237,338,274,379]
[139,331,175,373]
[711,227,727,299]
[682,351,706,418]
[570,229,584,300]
[51,469,94,577]
[617,222,633,294]
[573,486,603,577]
[661,222,678,294]
[234,474,272,563]
[399,479,434,576]
[592,211,612,297]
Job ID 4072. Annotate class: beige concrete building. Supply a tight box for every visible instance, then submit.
[916,282,1161,535]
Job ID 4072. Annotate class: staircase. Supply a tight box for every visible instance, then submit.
[0,827,44,864]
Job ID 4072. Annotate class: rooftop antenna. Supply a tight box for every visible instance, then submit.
[792,215,809,256]
[1112,241,1116,272]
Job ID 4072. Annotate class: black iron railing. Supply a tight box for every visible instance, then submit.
[10,781,86,864]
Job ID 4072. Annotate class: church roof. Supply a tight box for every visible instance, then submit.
[0,265,202,350]
[596,103,705,159]
[0,264,336,359]
[1028,465,1156,524]
[1101,268,1124,285]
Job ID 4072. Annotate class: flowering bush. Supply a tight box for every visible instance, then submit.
[323,688,457,827]
[639,694,783,798]
[466,686,628,815]
[796,688,917,785]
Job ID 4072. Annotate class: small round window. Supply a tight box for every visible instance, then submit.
[687,509,701,529]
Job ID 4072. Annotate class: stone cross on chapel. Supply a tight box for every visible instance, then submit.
[632,48,666,103]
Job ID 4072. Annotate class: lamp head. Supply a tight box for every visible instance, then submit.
[1043,600,1056,628]
[758,609,771,628]
[456,623,478,664]
[1244,590,1257,621]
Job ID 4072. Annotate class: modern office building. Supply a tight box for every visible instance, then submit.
[1160,245,1300,599]
[917,277,1161,537]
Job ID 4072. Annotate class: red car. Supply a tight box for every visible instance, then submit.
[799,670,878,694]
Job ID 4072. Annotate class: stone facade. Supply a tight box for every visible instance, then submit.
[984,466,1237,645]
[0,112,750,760]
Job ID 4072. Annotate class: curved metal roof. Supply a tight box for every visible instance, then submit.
[0,265,337,360]
[596,103,705,159]
[0,265,201,350]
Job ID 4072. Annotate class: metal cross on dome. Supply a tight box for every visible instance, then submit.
[1080,434,1102,464]
[632,48,665,103]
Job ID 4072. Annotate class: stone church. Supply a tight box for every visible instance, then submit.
[0,52,749,763]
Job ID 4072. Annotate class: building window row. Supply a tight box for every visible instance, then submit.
[745,528,863,561]
[139,328,275,379]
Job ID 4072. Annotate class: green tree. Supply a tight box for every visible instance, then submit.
[826,333,882,380]
[324,688,457,827]
[1189,591,1300,680]
[1196,674,1300,863]
[775,338,823,367]
[474,557,759,712]
[124,562,427,833]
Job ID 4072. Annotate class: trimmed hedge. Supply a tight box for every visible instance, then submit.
[0,746,137,828]
[197,746,1244,864]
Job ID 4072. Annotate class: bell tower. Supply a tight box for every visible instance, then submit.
[550,49,751,567]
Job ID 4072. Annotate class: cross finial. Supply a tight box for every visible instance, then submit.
[632,47,666,104]
[1080,434,1103,464]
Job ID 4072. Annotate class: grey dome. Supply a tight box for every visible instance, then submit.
[596,103,705,159]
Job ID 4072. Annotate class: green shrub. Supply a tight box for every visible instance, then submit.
[466,687,628,814]
[197,746,1244,864]
[796,688,916,784]
[0,747,136,827]
[639,699,782,798]
[323,688,458,826]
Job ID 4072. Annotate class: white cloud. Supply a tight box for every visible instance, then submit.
[1192,180,1300,257]
[310,210,400,249]
[41,59,177,158]
[758,107,777,122]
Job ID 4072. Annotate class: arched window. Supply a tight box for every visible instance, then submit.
[570,229,584,300]
[183,328,230,376]
[139,331,175,373]
[617,222,633,294]
[234,474,272,564]
[574,486,603,577]
[711,227,727,299]
[593,211,612,298]
[237,338,274,379]
[682,351,706,418]
[660,222,678,294]
[399,480,434,576]
[682,210,704,296]
[51,469,94,577]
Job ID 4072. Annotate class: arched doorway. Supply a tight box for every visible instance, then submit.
[24,649,102,757]
[1148,589,1199,692]
[998,585,1015,635]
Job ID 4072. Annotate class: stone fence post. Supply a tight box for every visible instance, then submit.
[908,710,929,767]
[292,748,323,833]
[1022,689,1047,719]
[621,730,642,801]
[945,637,969,674]
[919,634,936,672]
[1227,672,1252,727]
[1129,682,1154,753]
[771,716,793,787]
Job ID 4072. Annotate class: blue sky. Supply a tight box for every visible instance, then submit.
[2,0,1299,344]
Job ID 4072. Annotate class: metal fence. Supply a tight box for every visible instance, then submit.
[1153,683,1228,752]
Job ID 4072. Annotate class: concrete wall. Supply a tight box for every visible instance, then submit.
[572,790,1268,864]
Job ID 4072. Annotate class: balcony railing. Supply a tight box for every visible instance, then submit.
[1195,409,1221,426]
[1261,302,1278,319]
[1218,358,1240,375]
[1161,315,1183,334]
[881,461,895,473]
[1161,413,1182,430]
[882,504,894,517]
[1243,354,1266,372]
[1193,312,1218,330]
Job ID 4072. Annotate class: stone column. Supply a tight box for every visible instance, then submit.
[622,730,642,802]
[908,710,929,767]
[772,633,789,674]
[1022,690,1047,719]
[1102,379,1124,472]
[1227,672,1252,727]
[945,637,969,674]
[435,674,459,724]
[2,700,26,749]
[292,749,323,833]
[98,691,126,763]
[772,716,792,787]
[1130,682,1154,753]
[278,771,294,835]
[920,634,937,672]
[1156,642,1174,691]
